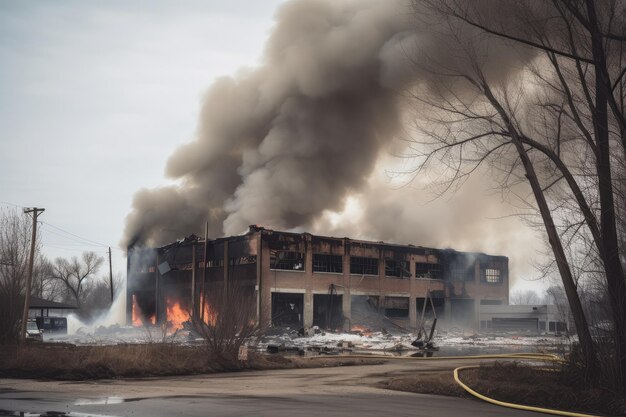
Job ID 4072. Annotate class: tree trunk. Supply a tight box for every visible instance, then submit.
[586,0,626,390]
[483,83,599,377]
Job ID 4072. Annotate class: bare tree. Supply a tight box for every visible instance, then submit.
[409,0,626,389]
[0,208,45,344]
[192,283,263,367]
[510,289,544,305]
[51,251,104,313]
[80,272,124,319]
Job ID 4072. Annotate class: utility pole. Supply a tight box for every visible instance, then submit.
[20,207,44,344]
[108,247,114,304]
[200,221,208,322]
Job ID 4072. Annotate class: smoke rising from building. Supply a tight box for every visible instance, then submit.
[122,0,541,284]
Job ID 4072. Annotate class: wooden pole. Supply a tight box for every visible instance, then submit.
[200,222,208,322]
[20,207,44,343]
[191,243,196,318]
[108,247,114,304]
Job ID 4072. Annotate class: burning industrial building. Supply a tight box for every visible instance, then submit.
[119,0,543,340]
[127,226,508,332]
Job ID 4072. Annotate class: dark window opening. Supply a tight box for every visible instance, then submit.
[313,254,343,273]
[539,321,546,331]
[449,259,475,281]
[207,259,224,268]
[384,297,409,318]
[230,255,257,265]
[415,262,442,279]
[313,294,343,329]
[271,293,303,328]
[385,260,410,278]
[416,296,445,319]
[270,250,305,271]
[350,256,378,275]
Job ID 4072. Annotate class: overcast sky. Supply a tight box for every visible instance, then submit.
[0,1,544,294]
[0,1,282,276]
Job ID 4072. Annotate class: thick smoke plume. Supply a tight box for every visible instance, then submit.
[123,0,541,287]
[125,0,416,247]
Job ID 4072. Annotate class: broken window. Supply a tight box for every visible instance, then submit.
[385,260,410,278]
[416,296,444,319]
[384,296,409,318]
[349,256,378,275]
[270,250,304,271]
[230,256,257,265]
[481,267,502,283]
[271,293,303,327]
[313,254,343,273]
[415,262,442,279]
[207,259,224,268]
[448,258,475,281]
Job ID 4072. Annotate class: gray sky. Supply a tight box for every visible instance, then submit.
[0,1,544,293]
[0,1,282,276]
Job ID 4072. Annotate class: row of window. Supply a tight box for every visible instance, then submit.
[269,251,502,282]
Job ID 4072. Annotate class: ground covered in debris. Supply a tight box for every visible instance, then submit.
[0,344,384,380]
[259,326,571,357]
[383,362,626,416]
[44,322,572,358]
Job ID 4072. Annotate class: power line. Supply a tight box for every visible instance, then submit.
[40,227,112,248]
[44,245,106,253]
[40,221,121,250]
[1,201,123,251]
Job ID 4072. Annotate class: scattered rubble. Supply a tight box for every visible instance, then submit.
[43,321,572,358]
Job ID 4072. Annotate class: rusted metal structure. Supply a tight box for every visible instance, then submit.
[127,226,508,331]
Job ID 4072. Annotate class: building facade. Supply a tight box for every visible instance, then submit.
[479,304,569,334]
[127,226,509,331]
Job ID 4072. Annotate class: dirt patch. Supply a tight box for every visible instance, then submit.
[383,361,626,416]
[0,345,384,381]
[380,370,466,397]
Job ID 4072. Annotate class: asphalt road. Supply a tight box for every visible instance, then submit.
[0,358,550,417]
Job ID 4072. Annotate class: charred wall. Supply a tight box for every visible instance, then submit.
[127,227,509,330]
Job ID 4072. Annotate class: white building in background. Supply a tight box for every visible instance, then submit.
[479,304,569,334]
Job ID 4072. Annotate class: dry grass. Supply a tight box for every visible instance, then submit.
[0,344,383,380]
[0,344,211,379]
[384,361,626,416]
[465,362,626,416]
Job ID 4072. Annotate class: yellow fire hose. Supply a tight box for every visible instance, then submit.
[314,352,600,417]
[453,364,599,417]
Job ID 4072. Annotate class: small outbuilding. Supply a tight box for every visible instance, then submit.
[479,304,569,334]
[28,296,78,335]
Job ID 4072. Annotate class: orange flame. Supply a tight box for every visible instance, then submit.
[166,298,190,332]
[132,294,156,326]
[132,295,142,326]
[351,325,372,335]
[200,293,218,326]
